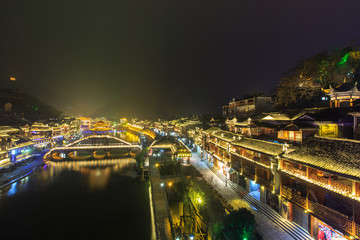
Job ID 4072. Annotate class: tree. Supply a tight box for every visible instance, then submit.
[212,208,256,240]
[275,46,360,108]
[135,147,148,167]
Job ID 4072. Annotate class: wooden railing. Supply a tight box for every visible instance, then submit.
[282,185,306,208]
[243,171,255,181]
[309,173,328,185]
[256,176,273,190]
[308,173,352,195]
[356,223,360,237]
[282,164,306,177]
[308,201,353,234]
[331,180,352,195]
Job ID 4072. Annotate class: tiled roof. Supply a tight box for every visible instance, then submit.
[233,137,284,156]
[203,127,221,134]
[283,136,360,180]
[206,128,284,156]
[150,137,191,155]
[0,126,19,133]
[8,141,35,150]
[212,130,239,142]
[261,113,291,121]
[150,138,176,149]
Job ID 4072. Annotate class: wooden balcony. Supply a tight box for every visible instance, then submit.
[282,185,306,208]
[308,173,352,195]
[282,164,306,178]
[243,171,255,181]
[256,176,273,190]
[308,200,353,235]
[281,165,355,201]
[356,223,360,238]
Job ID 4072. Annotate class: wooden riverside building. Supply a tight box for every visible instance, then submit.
[201,127,360,239]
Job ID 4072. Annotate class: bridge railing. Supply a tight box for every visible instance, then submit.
[73,143,128,146]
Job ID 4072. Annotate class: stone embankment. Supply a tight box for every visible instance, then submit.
[0,154,45,189]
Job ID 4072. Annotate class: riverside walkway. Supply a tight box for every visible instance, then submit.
[191,152,314,240]
[149,158,173,240]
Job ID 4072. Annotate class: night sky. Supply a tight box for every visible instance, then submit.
[1,0,360,118]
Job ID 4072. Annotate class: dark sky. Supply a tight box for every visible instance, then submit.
[1,0,360,118]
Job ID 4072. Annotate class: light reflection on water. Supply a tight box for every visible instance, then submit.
[0,155,151,239]
[117,131,140,143]
[45,158,137,190]
[7,182,17,196]
[1,158,137,198]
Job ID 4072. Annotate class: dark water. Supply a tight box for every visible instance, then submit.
[0,159,152,240]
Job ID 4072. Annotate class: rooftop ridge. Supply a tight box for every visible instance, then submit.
[242,136,285,146]
[314,135,360,144]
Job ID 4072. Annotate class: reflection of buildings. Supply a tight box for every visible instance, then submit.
[127,123,156,139]
[46,158,136,190]
[117,131,140,144]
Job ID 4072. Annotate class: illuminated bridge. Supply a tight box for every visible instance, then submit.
[44,135,142,161]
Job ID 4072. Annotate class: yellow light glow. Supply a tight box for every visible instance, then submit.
[168,182,172,187]
[10,77,15,81]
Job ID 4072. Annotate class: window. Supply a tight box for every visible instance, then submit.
[289,131,294,140]
[283,131,289,139]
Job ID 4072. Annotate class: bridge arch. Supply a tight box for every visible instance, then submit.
[44,135,141,161]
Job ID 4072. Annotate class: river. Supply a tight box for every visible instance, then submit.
[0,157,152,240]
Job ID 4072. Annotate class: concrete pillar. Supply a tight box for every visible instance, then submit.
[246,178,250,193]
[352,181,357,196]
[272,157,281,195]
[288,202,293,221]
[354,115,358,139]
[254,167,257,182]
[260,187,266,204]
